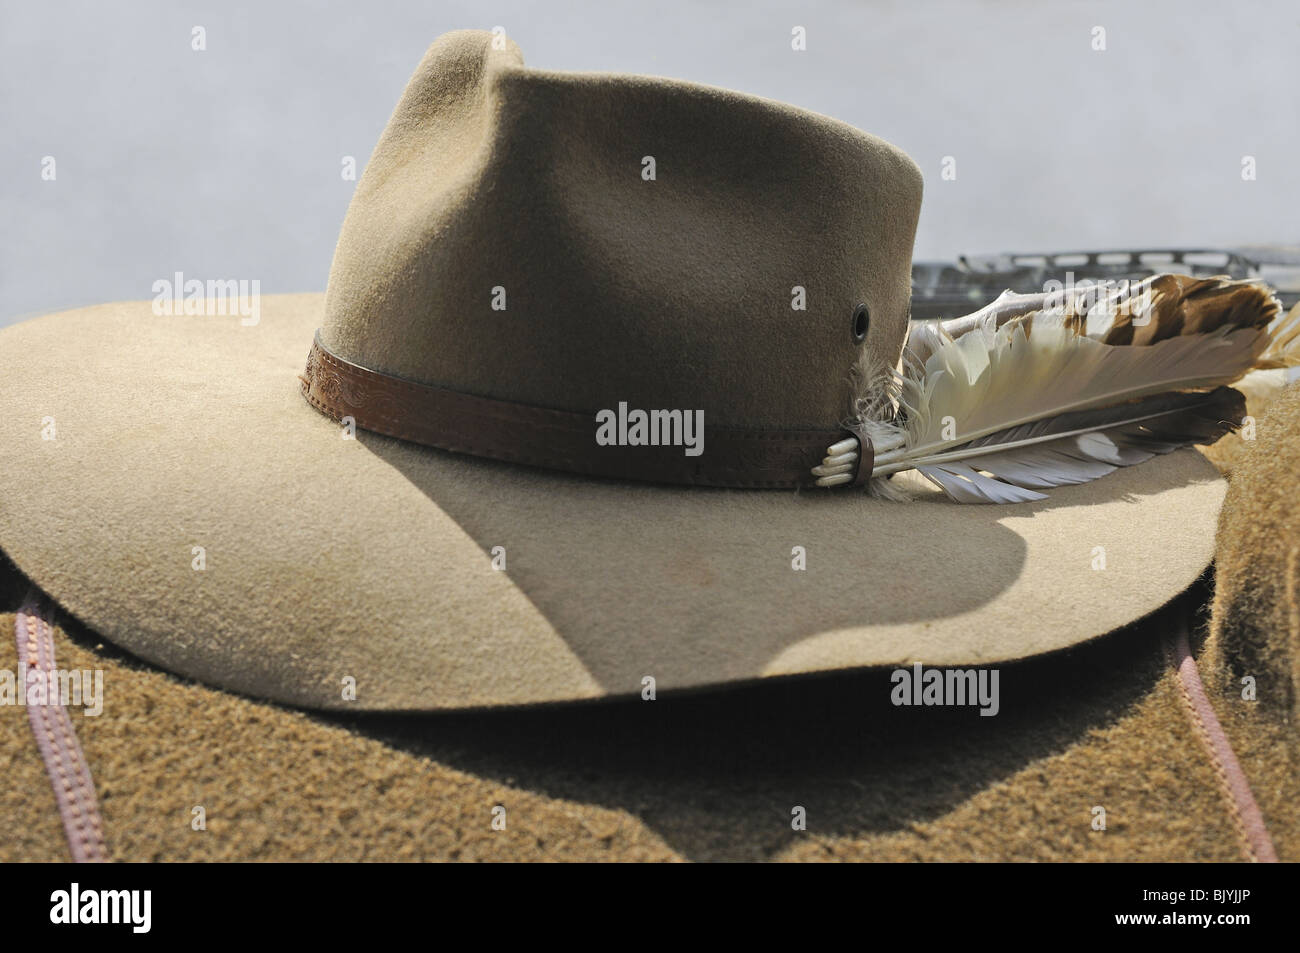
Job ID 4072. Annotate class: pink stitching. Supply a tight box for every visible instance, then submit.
[1164,624,1278,863]
[15,592,108,863]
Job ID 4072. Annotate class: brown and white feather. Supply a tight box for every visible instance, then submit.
[823,274,1298,502]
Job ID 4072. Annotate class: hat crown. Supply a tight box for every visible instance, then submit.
[321,30,923,429]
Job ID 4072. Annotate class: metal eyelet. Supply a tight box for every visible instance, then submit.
[852,303,870,342]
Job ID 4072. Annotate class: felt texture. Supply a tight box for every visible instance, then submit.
[1,560,1293,863]
[1210,382,1300,714]
[322,30,924,429]
[0,296,1228,710]
[2,28,1288,861]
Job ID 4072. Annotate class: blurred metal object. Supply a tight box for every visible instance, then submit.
[911,246,1300,321]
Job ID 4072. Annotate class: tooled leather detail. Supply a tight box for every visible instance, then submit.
[299,333,848,489]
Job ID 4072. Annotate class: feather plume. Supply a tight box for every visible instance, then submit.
[819,275,1296,502]
[916,387,1244,504]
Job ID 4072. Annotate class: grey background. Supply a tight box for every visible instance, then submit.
[2,0,1297,326]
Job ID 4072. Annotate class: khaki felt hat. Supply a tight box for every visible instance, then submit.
[0,30,1287,712]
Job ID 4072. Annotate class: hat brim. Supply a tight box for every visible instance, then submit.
[0,296,1226,710]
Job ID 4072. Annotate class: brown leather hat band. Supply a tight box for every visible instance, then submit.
[299,333,853,489]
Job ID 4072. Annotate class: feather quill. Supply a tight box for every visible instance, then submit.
[916,387,1245,504]
[821,275,1295,502]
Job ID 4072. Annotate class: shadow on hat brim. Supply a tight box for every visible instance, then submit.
[10,567,1292,863]
[0,296,1226,711]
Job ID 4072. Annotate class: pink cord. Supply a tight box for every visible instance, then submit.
[15,592,108,862]
[1165,625,1278,863]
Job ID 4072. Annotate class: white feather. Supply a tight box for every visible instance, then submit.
[819,277,1292,500]
[916,391,1239,503]
[872,313,1264,479]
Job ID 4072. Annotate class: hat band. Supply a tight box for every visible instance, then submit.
[299,332,869,489]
